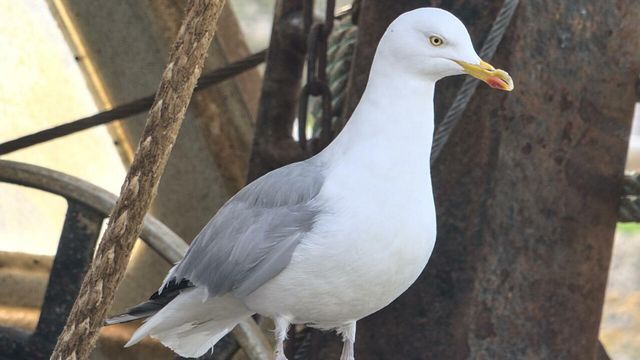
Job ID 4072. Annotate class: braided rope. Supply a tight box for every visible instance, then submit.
[50,1,228,358]
[311,18,358,136]
[430,0,520,163]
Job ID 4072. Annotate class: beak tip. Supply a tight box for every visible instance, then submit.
[486,76,514,92]
[456,59,514,92]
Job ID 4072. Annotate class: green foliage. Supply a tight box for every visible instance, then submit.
[617,222,640,233]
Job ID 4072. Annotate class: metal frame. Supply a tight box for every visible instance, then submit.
[0,160,269,360]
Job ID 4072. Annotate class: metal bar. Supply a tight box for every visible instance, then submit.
[0,160,188,263]
[0,160,270,359]
[28,201,103,359]
[247,0,308,181]
[0,50,266,156]
[0,5,356,159]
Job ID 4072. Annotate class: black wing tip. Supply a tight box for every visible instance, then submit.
[104,278,195,327]
[152,278,193,299]
[104,313,141,326]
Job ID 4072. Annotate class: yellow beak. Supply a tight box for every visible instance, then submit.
[454,59,514,91]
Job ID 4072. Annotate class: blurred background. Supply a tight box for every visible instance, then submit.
[0,0,638,359]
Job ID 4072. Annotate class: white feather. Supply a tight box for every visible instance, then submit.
[125,287,252,358]
[122,8,498,355]
[244,10,445,328]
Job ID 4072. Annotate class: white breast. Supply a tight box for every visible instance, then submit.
[244,42,439,326]
[245,141,437,327]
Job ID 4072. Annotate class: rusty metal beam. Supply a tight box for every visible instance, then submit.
[317,0,640,359]
[247,0,308,181]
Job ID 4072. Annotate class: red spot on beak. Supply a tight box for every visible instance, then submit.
[486,76,508,90]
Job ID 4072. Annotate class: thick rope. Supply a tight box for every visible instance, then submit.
[0,50,266,156]
[50,1,226,358]
[430,0,520,164]
[311,17,358,136]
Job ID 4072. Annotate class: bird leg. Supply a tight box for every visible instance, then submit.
[337,322,356,360]
[273,317,290,360]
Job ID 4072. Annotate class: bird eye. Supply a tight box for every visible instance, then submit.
[429,36,444,47]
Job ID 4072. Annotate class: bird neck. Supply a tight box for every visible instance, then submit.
[325,62,436,177]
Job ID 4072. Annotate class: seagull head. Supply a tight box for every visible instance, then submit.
[378,7,514,91]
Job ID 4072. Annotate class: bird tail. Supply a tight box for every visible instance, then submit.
[105,278,192,325]
[123,287,253,358]
[105,297,173,325]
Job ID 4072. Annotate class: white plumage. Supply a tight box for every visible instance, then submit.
[110,7,513,359]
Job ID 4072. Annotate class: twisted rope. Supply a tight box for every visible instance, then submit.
[311,17,358,136]
[430,0,520,163]
[50,1,227,358]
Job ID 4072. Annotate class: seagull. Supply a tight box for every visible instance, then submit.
[107,7,513,360]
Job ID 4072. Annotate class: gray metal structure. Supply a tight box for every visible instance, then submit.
[0,160,270,360]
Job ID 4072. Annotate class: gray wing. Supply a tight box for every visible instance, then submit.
[169,158,325,298]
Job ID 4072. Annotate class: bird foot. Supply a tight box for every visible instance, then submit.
[274,351,288,360]
[340,345,355,360]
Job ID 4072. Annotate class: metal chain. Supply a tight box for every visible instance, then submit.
[293,2,338,358]
[430,0,520,164]
[297,0,336,152]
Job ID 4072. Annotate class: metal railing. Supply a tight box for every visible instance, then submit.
[0,160,270,360]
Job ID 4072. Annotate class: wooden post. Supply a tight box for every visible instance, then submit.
[50,1,226,358]
[318,0,640,359]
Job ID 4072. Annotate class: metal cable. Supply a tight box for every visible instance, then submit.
[619,172,640,222]
[0,50,267,156]
[311,17,358,137]
[430,0,520,164]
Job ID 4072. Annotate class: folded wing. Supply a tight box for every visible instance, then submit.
[166,158,326,298]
